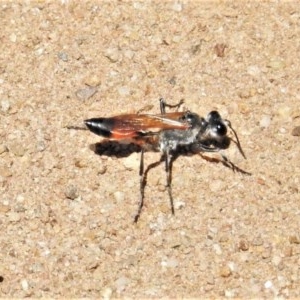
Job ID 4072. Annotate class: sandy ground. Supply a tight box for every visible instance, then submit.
[1,1,300,298]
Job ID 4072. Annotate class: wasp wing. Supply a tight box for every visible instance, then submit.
[85,112,190,139]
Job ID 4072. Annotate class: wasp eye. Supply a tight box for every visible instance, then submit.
[207,111,222,122]
[213,123,227,136]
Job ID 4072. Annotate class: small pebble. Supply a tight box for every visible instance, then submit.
[84,75,101,87]
[214,43,227,57]
[247,65,261,76]
[272,255,282,267]
[238,239,249,251]
[75,159,88,168]
[289,234,300,244]
[1,99,10,112]
[21,279,29,291]
[113,191,124,203]
[224,289,235,297]
[104,48,121,62]
[97,164,107,175]
[267,58,286,70]
[283,246,293,257]
[206,275,215,285]
[209,179,224,192]
[259,115,271,128]
[161,258,178,268]
[261,249,271,259]
[220,265,232,278]
[9,33,17,43]
[174,200,185,210]
[213,243,222,255]
[123,153,140,170]
[164,258,178,268]
[277,105,291,119]
[35,47,44,56]
[0,166,12,177]
[291,126,300,136]
[199,260,209,272]
[264,280,273,289]
[118,86,130,96]
[171,2,183,12]
[115,276,129,292]
[7,142,26,157]
[100,287,113,300]
[0,203,10,213]
[278,127,286,134]
[252,236,263,246]
[65,184,79,200]
[36,140,46,152]
[76,86,97,101]
[58,52,68,62]
[0,144,8,154]
[8,212,21,222]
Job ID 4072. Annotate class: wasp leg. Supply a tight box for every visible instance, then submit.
[134,153,165,222]
[134,149,145,223]
[159,98,184,114]
[164,149,175,215]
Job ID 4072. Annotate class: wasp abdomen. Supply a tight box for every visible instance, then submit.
[84,118,114,138]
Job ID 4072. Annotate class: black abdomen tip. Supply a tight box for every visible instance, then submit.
[84,118,113,138]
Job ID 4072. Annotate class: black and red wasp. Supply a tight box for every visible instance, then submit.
[80,99,249,222]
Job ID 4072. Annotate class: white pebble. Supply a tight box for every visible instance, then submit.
[101,287,113,300]
[9,33,17,43]
[264,280,273,289]
[224,289,235,297]
[279,127,287,134]
[247,65,261,76]
[171,2,183,12]
[272,255,282,266]
[209,179,224,192]
[113,191,124,203]
[260,115,271,128]
[118,86,130,96]
[213,243,222,255]
[1,99,10,112]
[123,153,140,170]
[35,47,44,56]
[174,200,185,209]
[76,86,97,101]
[21,279,29,291]
[115,276,129,292]
[161,258,178,268]
[104,48,120,62]
[8,212,21,222]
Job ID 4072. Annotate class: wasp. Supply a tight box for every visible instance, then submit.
[83,99,249,222]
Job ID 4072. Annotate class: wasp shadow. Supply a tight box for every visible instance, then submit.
[90,140,143,158]
[91,139,250,175]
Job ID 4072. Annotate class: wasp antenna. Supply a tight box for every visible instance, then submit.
[66,125,87,130]
[225,120,246,159]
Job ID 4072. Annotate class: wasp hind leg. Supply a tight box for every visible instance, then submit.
[134,151,166,222]
[164,149,178,216]
[134,149,145,223]
[159,98,184,114]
